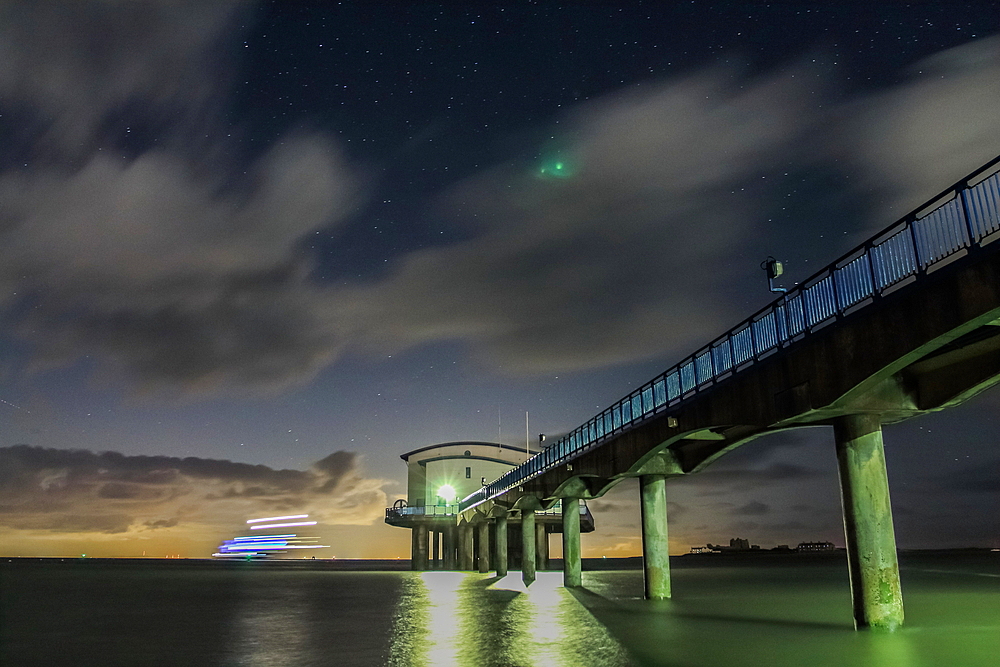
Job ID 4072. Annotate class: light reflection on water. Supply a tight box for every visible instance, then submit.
[386,558,1000,667]
[228,580,312,667]
[388,571,634,667]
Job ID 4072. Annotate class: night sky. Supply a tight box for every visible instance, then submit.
[1,1,999,559]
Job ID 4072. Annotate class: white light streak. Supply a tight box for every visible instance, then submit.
[247,514,309,524]
[249,521,316,530]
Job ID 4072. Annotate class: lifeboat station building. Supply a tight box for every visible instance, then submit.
[385,441,594,574]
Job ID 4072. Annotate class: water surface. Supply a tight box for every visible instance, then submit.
[2,553,997,666]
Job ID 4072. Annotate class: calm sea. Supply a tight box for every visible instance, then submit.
[1,552,998,666]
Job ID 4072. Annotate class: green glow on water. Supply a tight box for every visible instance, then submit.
[388,571,631,667]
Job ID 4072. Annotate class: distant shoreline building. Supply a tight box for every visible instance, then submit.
[687,538,838,554]
[385,441,595,569]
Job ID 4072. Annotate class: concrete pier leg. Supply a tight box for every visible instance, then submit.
[412,524,429,571]
[411,528,420,571]
[562,498,582,587]
[495,514,508,577]
[536,523,549,571]
[834,414,904,631]
[521,510,536,585]
[443,525,456,570]
[459,523,475,571]
[640,474,671,599]
[477,521,491,573]
[432,530,439,569]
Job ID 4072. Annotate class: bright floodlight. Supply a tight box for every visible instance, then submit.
[437,485,457,502]
[247,514,309,524]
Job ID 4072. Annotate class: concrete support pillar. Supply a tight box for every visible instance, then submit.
[562,498,582,587]
[640,474,671,599]
[495,513,508,577]
[412,524,429,571]
[443,525,456,570]
[521,509,536,585]
[477,521,491,573]
[535,523,549,571]
[834,414,904,631]
[459,522,475,571]
[431,530,439,569]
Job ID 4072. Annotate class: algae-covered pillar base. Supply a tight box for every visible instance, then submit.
[640,474,671,599]
[521,509,536,585]
[562,498,582,588]
[477,521,491,573]
[495,513,509,577]
[834,414,904,631]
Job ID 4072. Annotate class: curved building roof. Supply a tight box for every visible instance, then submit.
[400,440,539,462]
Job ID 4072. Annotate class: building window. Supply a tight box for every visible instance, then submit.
[465,466,471,479]
[464,450,471,457]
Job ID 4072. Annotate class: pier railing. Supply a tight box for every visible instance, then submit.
[461,154,1000,512]
[388,499,589,520]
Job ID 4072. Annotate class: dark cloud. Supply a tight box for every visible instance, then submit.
[683,462,824,491]
[97,482,160,501]
[0,1,249,158]
[732,501,770,516]
[932,458,1000,493]
[767,521,806,531]
[143,518,179,531]
[312,451,356,493]
[730,521,760,533]
[0,1,358,395]
[0,445,388,537]
[588,499,634,513]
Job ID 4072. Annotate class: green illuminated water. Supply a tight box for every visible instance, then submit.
[2,553,997,666]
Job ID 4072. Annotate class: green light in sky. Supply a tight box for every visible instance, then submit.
[537,155,576,180]
[437,485,457,502]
